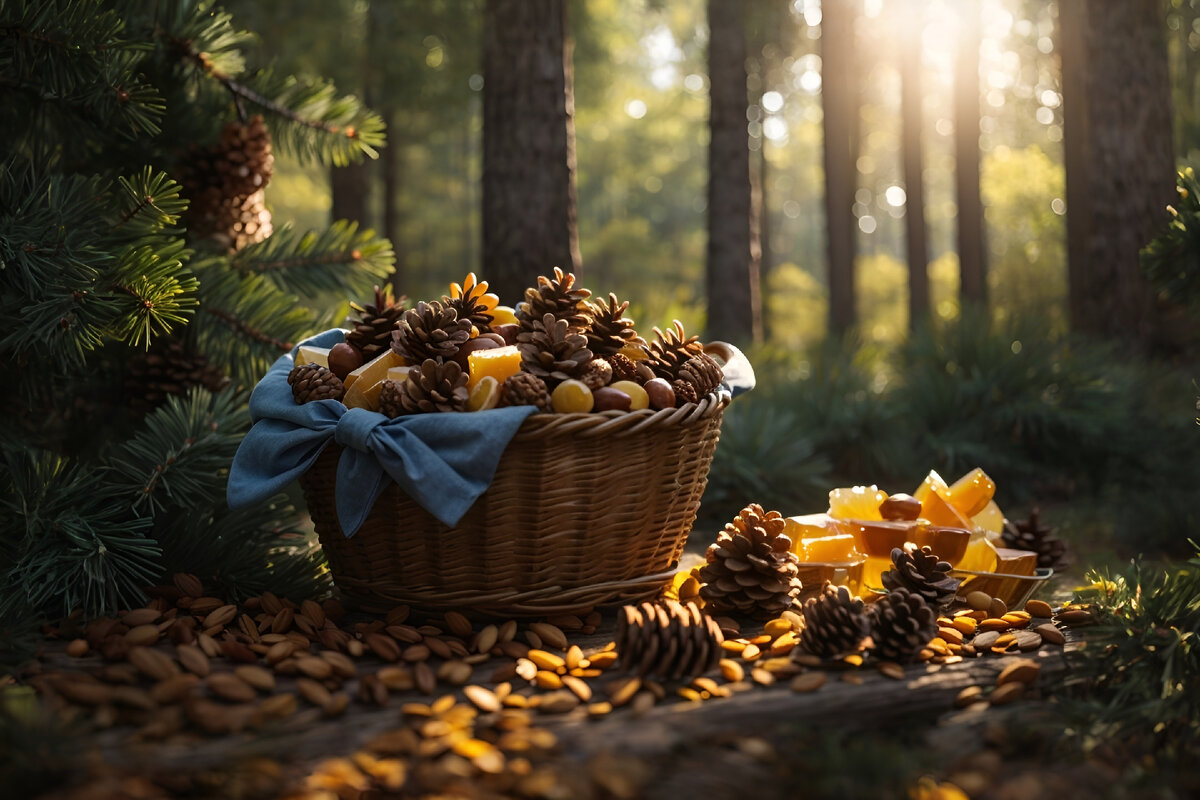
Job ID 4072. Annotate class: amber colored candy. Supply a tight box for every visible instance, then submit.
[828,485,888,521]
[490,305,519,326]
[466,345,521,391]
[467,376,500,411]
[946,468,996,517]
[801,534,859,563]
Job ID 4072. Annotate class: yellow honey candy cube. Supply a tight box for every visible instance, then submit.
[467,345,522,391]
[801,533,859,563]
[946,467,996,517]
[827,485,888,521]
[783,512,835,546]
[296,345,330,368]
[344,350,406,392]
[343,376,387,411]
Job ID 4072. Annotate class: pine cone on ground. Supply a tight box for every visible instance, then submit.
[124,337,229,416]
[397,359,469,413]
[580,357,613,390]
[288,363,344,404]
[676,353,723,399]
[869,587,937,664]
[347,285,408,360]
[178,115,274,251]
[378,379,404,418]
[609,352,640,383]
[646,320,705,382]
[880,543,960,611]
[516,313,594,385]
[516,267,592,330]
[615,600,724,680]
[501,372,552,411]
[391,300,472,363]
[586,293,646,357]
[797,582,870,658]
[698,503,803,619]
[1002,509,1069,571]
[444,272,499,332]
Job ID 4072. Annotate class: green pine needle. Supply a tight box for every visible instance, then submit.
[232,219,395,298]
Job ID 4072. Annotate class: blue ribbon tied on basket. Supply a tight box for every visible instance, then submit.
[227,329,755,537]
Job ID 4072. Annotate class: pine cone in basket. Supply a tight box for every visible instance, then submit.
[672,378,698,406]
[501,372,552,411]
[869,587,937,664]
[697,503,803,619]
[288,363,344,403]
[677,353,723,399]
[615,600,724,680]
[797,582,870,659]
[609,352,641,383]
[378,378,404,418]
[444,272,498,332]
[516,267,592,330]
[516,313,594,385]
[646,320,705,382]
[879,542,960,611]
[397,358,469,413]
[580,357,613,390]
[347,284,408,360]
[391,300,472,363]
[586,292,646,358]
[1002,508,1069,571]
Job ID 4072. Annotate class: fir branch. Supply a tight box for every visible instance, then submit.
[201,306,293,352]
[231,220,394,298]
[110,167,188,237]
[107,239,198,348]
[1142,165,1200,309]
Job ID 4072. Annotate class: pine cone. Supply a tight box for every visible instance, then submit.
[391,300,472,363]
[869,587,937,664]
[516,313,594,385]
[586,293,645,357]
[880,543,960,611]
[347,285,408,360]
[646,320,705,381]
[698,503,803,619]
[124,337,229,416]
[501,372,552,411]
[288,363,344,404]
[178,115,274,251]
[580,357,613,390]
[1002,509,1069,571]
[797,582,869,659]
[609,352,640,383]
[378,379,404,418]
[444,272,498,332]
[615,600,724,680]
[677,353,723,398]
[397,359,469,413]
[672,379,698,406]
[516,267,592,330]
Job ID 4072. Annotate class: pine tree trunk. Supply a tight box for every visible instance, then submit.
[382,110,404,294]
[955,0,987,309]
[482,0,581,305]
[705,0,762,347]
[330,162,370,226]
[1060,0,1175,346]
[757,140,773,341]
[899,0,928,329]
[822,0,858,334]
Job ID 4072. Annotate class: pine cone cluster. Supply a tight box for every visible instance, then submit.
[501,372,552,411]
[346,285,407,360]
[797,582,869,659]
[698,503,803,618]
[869,587,937,663]
[391,300,472,363]
[124,337,229,417]
[394,359,469,414]
[615,600,724,679]
[178,115,274,251]
[288,363,344,403]
[880,543,960,611]
[1002,509,1069,571]
[645,321,723,402]
[516,313,593,385]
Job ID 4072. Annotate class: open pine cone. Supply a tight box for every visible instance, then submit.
[391,300,472,363]
[646,320,705,382]
[501,372,552,411]
[698,503,802,619]
[347,285,407,360]
[797,582,869,659]
[676,353,723,399]
[444,272,498,332]
[869,587,937,664]
[396,359,469,413]
[880,543,960,611]
[288,363,343,404]
[615,600,724,680]
[178,115,274,251]
[1002,509,1069,571]
[516,313,594,385]
[586,292,645,357]
[516,267,592,329]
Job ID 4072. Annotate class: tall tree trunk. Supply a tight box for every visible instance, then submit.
[382,110,404,295]
[899,0,929,329]
[482,0,581,305]
[330,162,371,226]
[1060,0,1175,345]
[757,138,773,341]
[822,0,858,334]
[955,0,986,308]
[706,0,762,346]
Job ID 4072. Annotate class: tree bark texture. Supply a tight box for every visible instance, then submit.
[330,162,371,227]
[822,0,858,334]
[1060,0,1175,345]
[955,0,987,308]
[482,0,581,307]
[705,0,762,346]
[899,0,929,329]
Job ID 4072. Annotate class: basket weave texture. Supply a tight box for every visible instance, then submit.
[300,394,728,616]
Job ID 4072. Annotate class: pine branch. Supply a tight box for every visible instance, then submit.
[1142,165,1200,309]
[231,220,394,298]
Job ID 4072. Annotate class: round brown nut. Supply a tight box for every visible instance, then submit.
[966,591,992,611]
[327,342,363,380]
[644,378,675,410]
[592,387,632,412]
[879,493,922,521]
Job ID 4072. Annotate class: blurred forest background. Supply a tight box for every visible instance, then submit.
[228,0,1200,559]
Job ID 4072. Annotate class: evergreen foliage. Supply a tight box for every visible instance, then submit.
[1141,165,1200,310]
[0,0,393,621]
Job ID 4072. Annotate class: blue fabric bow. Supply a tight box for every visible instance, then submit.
[227,329,537,536]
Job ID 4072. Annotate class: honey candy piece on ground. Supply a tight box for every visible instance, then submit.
[828,485,888,521]
[467,345,522,391]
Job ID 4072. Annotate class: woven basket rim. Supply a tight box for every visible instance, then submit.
[512,391,729,440]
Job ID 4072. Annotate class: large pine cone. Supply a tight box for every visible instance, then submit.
[880,543,960,611]
[870,587,937,663]
[516,267,592,330]
[397,359,468,413]
[444,272,498,332]
[501,372,552,411]
[124,337,229,416]
[646,320,705,381]
[391,300,472,363]
[615,600,724,680]
[698,503,803,619]
[347,284,407,361]
[178,115,274,251]
[516,313,594,385]
[1002,509,1069,571]
[677,353,723,398]
[378,378,404,418]
[797,582,869,659]
[288,363,344,404]
[586,292,645,357]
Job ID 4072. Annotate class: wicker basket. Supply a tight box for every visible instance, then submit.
[299,393,728,617]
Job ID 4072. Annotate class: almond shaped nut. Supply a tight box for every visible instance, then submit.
[719,659,745,683]
[593,386,632,412]
[207,672,257,703]
[176,644,211,677]
[124,624,161,646]
[202,604,238,630]
[296,656,334,680]
[528,623,568,651]
[123,608,162,627]
[954,685,984,708]
[1056,608,1095,626]
[966,591,992,611]
[527,650,566,671]
[790,672,826,692]
[607,676,641,707]
[129,646,180,681]
[151,674,201,704]
[996,659,1040,686]
[65,639,89,658]
[444,611,473,638]
[562,674,593,702]
[365,632,401,662]
[989,681,1025,705]
[234,665,276,692]
[1025,599,1054,618]
[296,677,333,707]
[414,661,436,694]
[877,661,905,680]
[464,684,501,713]
[988,597,1008,619]
[1035,623,1066,645]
